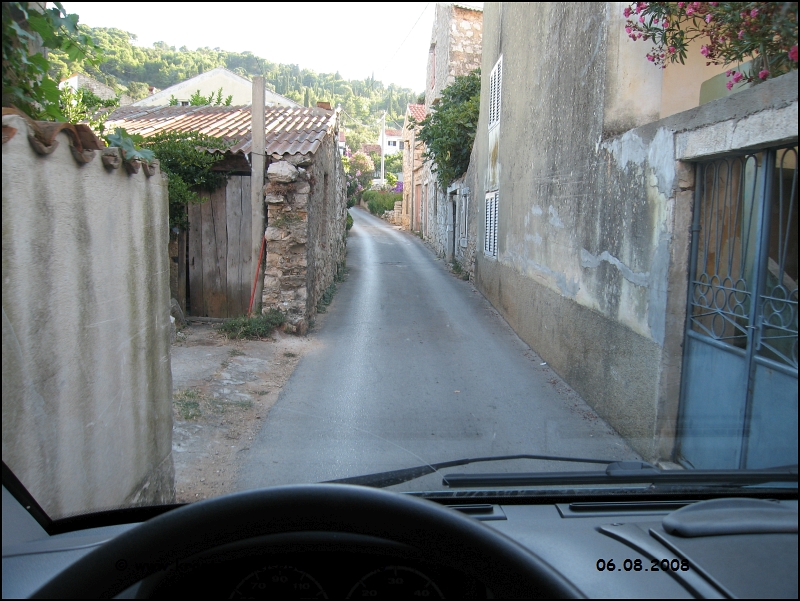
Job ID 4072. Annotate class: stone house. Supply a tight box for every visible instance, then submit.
[59,72,133,105]
[465,3,798,468]
[401,103,426,232]
[106,104,347,333]
[405,2,482,262]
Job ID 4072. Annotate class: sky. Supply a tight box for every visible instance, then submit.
[60,2,482,93]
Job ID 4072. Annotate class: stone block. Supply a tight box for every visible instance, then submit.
[265,194,285,204]
[293,193,309,208]
[294,182,311,194]
[267,161,298,183]
[675,161,695,190]
[264,227,284,241]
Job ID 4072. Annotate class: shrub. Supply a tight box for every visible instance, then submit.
[346,212,354,231]
[363,190,401,215]
[217,309,286,339]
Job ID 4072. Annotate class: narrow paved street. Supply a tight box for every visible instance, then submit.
[238,208,639,492]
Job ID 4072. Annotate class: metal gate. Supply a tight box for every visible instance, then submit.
[677,146,798,469]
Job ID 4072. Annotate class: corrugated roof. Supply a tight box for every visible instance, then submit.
[106,105,337,157]
[407,103,426,122]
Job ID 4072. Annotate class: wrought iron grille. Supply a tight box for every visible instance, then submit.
[758,147,798,369]
[688,146,798,369]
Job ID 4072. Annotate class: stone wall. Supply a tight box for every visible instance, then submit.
[262,132,346,333]
[470,3,798,462]
[419,3,483,257]
[2,113,174,519]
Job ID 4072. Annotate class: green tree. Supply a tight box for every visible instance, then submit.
[414,69,480,189]
[2,2,101,120]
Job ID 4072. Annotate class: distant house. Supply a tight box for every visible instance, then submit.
[59,73,133,106]
[131,67,299,108]
[106,104,346,332]
[382,128,403,155]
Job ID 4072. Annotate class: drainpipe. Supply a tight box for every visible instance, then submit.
[250,76,266,315]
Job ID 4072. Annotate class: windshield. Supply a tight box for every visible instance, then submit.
[2,2,797,522]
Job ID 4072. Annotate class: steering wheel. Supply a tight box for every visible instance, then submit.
[32,484,584,598]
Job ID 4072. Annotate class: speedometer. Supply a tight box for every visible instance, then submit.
[346,565,444,599]
[230,565,327,599]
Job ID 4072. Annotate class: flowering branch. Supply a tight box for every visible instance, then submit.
[625,2,798,88]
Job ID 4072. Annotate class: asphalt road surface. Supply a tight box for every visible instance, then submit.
[238,207,640,492]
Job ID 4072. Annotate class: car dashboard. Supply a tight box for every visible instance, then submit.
[2,484,798,599]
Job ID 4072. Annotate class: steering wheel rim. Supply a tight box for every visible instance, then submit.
[32,484,583,598]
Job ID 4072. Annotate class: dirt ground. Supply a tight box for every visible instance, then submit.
[169,322,318,502]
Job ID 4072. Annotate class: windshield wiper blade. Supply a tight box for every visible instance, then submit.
[442,461,799,488]
[323,454,615,488]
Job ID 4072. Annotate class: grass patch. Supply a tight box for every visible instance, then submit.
[173,389,203,420]
[271,213,302,229]
[218,309,286,340]
[257,390,269,396]
[451,261,463,275]
[283,351,297,358]
[229,349,245,357]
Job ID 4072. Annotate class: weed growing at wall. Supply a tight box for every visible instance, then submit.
[346,212,354,231]
[316,282,337,313]
[218,310,286,340]
[271,213,303,229]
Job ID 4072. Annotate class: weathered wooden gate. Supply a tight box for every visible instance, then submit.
[187,175,253,317]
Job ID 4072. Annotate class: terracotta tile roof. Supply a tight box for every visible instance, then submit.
[361,144,381,154]
[407,103,426,122]
[385,128,402,137]
[106,104,337,157]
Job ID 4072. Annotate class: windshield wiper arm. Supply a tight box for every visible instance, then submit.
[323,454,615,488]
[442,461,799,488]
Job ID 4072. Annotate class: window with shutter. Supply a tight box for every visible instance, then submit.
[484,191,498,257]
[488,57,502,131]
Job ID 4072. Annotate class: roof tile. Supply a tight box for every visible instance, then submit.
[106,105,337,157]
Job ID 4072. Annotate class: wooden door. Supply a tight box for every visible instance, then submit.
[187,175,252,317]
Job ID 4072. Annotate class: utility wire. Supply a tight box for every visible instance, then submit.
[373,2,431,90]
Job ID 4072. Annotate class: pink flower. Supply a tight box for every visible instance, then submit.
[647,54,655,62]
[789,45,799,62]
[750,8,758,17]
[668,46,676,54]
[700,45,710,57]
[738,30,745,39]
[705,14,712,23]
[725,69,732,76]
[726,81,734,90]
[662,19,669,27]
[625,26,632,34]
[623,7,632,18]
[639,15,645,23]
[686,7,695,16]
[677,2,684,7]
[758,69,769,80]
[732,71,744,83]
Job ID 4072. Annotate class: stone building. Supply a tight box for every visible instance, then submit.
[401,103,426,232]
[466,3,798,467]
[106,104,347,333]
[405,2,482,264]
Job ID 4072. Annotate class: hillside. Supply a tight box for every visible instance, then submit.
[48,26,417,150]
